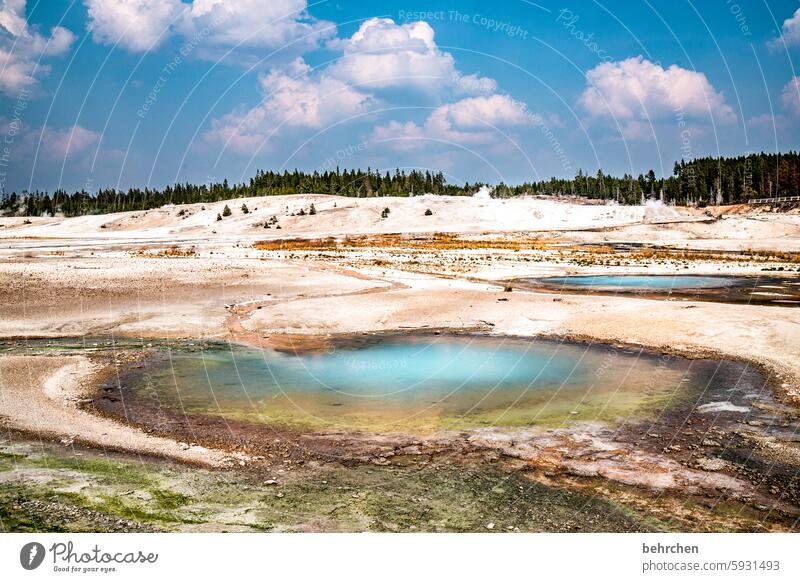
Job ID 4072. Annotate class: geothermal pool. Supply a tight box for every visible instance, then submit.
[542,275,746,291]
[535,275,743,291]
[524,274,800,305]
[124,336,755,432]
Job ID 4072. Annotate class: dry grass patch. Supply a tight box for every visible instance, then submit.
[254,233,554,252]
[133,245,197,258]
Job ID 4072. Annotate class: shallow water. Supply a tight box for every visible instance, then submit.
[126,335,756,432]
[525,274,800,306]
[538,275,742,290]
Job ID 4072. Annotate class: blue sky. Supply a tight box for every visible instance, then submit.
[1,0,799,193]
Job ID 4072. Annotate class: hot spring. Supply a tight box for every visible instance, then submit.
[534,274,743,291]
[125,335,757,432]
[522,274,800,305]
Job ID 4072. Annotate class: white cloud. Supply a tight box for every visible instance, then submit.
[203,18,521,156]
[747,113,777,128]
[579,56,735,136]
[745,113,795,132]
[769,8,800,51]
[24,124,99,161]
[373,94,534,148]
[0,118,98,161]
[781,76,800,115]
[0,0,28,36]
[183,0,334,53]
[371,120,425,151]
[327,18,495,96]
[204,59,374,154]
[45,26,75,56]
[84,0,183,52]
[0,0,75,95]
[433,94,532,130]
[83,0,334,55]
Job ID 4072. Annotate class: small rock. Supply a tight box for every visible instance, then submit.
[264,479,278,485]
[486,522,495,530]
[696,457,728,471]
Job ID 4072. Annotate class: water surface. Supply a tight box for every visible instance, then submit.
[524,274,800,305]
[537,275,742,290]
[126,335,751,432]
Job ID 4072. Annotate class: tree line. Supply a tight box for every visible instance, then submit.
[2,152,799,217]
[1,168,481,217]
[497,152,800,205]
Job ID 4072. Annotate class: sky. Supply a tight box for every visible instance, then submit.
[1,0,799,194]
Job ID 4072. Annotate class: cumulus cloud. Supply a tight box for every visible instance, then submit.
[84,0,183,52]
[372,94,534,149]
[769,8,800,51]
[84,0,334,55]
[434,94,532,129]
[204,58,374,154]
[371,120,425,151]
[0,0,75,95]
[579,56,735,138]
[781,76,800,115]
[23,124,99,161]
[745,78,800,130]
[327,18,495,96]
[203,17,521,156]
[0,0,28,36]
[183,0,334,53]
[0,118,97,163]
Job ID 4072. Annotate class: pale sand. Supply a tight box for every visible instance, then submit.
[0,355,239,467]
[2,194,799,251]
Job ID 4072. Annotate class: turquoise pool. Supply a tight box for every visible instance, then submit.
[126,335,739,432]
[537,275,742,290]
